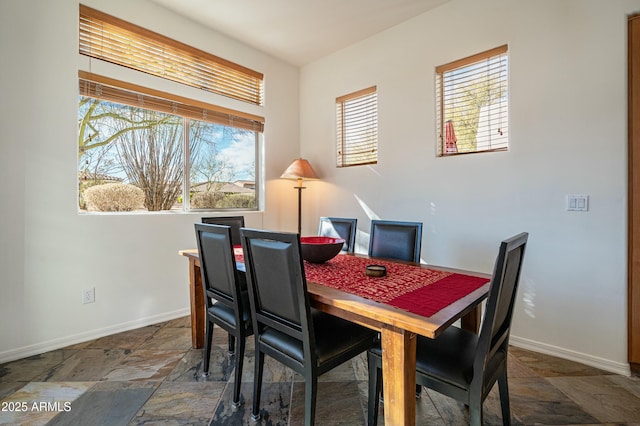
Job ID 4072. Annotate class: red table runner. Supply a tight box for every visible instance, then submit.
[234,249,489,318]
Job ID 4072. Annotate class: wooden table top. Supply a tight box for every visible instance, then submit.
[179,249,490,338]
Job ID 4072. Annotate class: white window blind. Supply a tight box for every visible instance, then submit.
[79,4,264,106]
[435,45,508,156]
[79,71,264,132]
[336,86,378,167]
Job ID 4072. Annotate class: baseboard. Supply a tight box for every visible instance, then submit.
[510,335,631,377]
[3,315,631,377]
[0,308,190,364]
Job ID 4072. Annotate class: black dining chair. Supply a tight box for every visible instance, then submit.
[240,228,378,426]
[367,232,529,426]
[201,216,245,247]
[194,223,253,410]
[368,219,424,397]
[317,217,357,253]
[368,220,423,263]
[201,216,246,355]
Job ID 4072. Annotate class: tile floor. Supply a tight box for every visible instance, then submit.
[1,316,640,425]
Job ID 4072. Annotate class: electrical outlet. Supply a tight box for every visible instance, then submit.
[82,287,95,304]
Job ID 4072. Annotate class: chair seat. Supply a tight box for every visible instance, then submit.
[371,326,480,389]
[416,327,478,389]
[209,293,251,330]
[260,309,376,367]
[312,310,377,366]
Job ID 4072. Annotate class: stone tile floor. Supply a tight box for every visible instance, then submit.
[1,316,640,425]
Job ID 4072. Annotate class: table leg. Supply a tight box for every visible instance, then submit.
[381,325,417,426]
[188,259,205,349]
[461,304,482,333]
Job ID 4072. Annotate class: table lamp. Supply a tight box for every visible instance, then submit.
[280,158,319,235]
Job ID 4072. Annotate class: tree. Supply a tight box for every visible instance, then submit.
[78,95,250,212]
[78,98,190,211]
[78,97,167,160]
[190,123,235,192]
[113,107,185,211]
[445,73,506,152]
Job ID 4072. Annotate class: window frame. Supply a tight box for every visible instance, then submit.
[78,75,263,213]
[336,86,378,168]
[435,45,509,157]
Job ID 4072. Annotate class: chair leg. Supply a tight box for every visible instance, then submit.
[468,394,484,426]
[228,333,236,355]
[231,335,245,411]
[498,368,511,426]
[202,320,214,377]
[367,351,382,426]
[304,375,318,426]
[251,350,264,422]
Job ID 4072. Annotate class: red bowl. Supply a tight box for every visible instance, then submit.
[300,236,345,263]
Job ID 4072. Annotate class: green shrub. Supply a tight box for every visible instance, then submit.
[191,191,225,209]
[191,191,255,209]
[83,183,145,212]
[218,194,256,209]
[78,180,100,210]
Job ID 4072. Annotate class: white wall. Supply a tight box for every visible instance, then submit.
[0,0,300,361]
[300,0,638,374]
[2,0,638,376]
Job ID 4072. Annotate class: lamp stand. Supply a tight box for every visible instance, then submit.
[281,159,319,234]
[294,180,306,235]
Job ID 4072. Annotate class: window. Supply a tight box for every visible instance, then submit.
[336,86,378,167]
[435,45,508,156]
[78,74,262,213]
[77,6,264,213]
[79,5,264,106]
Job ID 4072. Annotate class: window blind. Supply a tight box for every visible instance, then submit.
[336,86,378,167]
[79,71,264,132]
[435,45,508,156]
[79,4,264,106]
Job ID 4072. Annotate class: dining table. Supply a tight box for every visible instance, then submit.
[178,248,491,426]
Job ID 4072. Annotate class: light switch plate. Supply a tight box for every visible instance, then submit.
[567,194,589,212]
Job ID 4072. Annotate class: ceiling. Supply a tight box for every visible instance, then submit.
[150,0,449,66]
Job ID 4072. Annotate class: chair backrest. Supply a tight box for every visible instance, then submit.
[475,232,528,387]
[241,228,315,355]
[194,223,244,314]
[318,217,357,253]
[201,216,245,247]
[368,220,423,263]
